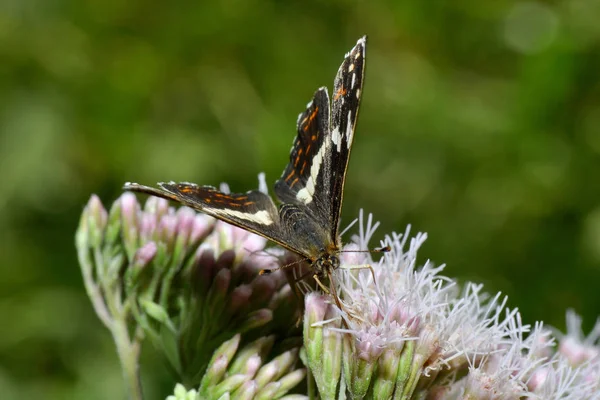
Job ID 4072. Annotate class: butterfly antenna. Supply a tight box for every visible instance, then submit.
[245,247,281,259]
[259,256,310,275]
[338,245,391,254]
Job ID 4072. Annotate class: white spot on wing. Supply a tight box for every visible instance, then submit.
[257,172,268,194]
[348,63,354,72]
[356,88,361,99]
[296,139,331,204]
[220,183,231,194]
[345,112,354,149]
[296,188,311,203]
[351,73,356,89]
[218,209,274,225]
[331,126,342,152]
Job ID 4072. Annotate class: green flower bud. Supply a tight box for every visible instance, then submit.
[120,192,140,260]
[104,196,123,247]
[166,383,199,400]
[273,369,306,397]
[86,194,108,248]
[200,334,241,392]
[303,293,342,400]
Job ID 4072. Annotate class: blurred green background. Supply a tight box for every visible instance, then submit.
[1,0,600,398]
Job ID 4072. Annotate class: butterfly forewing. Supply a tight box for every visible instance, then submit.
[328,37,366,240]
[274,37,366,242]
[124,182,305,254]
[274,87,331,220]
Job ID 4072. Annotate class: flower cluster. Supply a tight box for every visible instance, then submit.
[167,334,306,400]
[77,194,600,399]
[302,212,600,399]
[76,192,302,399]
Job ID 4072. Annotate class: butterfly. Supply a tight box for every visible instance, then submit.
[125,37,367,305]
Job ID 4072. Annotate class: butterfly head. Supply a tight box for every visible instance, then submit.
[312,251,340,278]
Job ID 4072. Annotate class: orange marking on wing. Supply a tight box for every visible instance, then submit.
[305,144,311,154]
[302,107,319,132]
[285,169,295,181]
[300,161,307,174]
[294,148,304,167]
[243,201,254,206]
[181,187,194,194]
[290,177,299,188]
[334,87,347,100]
[215,197,240,207]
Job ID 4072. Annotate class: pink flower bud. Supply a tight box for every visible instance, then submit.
[120,192,139,229]
[87,194,108,231]
[133,241,158,269]
[139,213,156,243]
[157,214,177,246]
[84,194,108,248]
[229,284,252,315]
[189,214,213,244]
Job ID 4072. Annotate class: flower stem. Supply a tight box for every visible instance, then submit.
[112,320,144,400]
[307,362,317,400]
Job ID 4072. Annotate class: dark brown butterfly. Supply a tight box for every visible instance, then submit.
[125,37,367,306]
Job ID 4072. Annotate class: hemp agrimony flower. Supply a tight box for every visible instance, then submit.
[196,334,306,399]
[301,211,600,399]
[76,193,303,399]
[77,197,600,399]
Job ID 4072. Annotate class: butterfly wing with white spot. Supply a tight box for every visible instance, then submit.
[274,87,332,218]
[274,36,366,241]
[327,36,366,239]
[124,182,306,254]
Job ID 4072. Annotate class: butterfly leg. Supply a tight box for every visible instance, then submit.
[313,274,331,294]
[325,271,351,329]
[313,273,347,318]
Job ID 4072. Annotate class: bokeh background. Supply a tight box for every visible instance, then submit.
[1,0,600,398]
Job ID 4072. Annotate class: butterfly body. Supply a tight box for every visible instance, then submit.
[125,36,366,289]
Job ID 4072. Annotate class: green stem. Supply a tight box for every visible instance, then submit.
[307,363,317,400]
[112,321,144,400]
[78,247,112,328]
[96,247,144,400]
